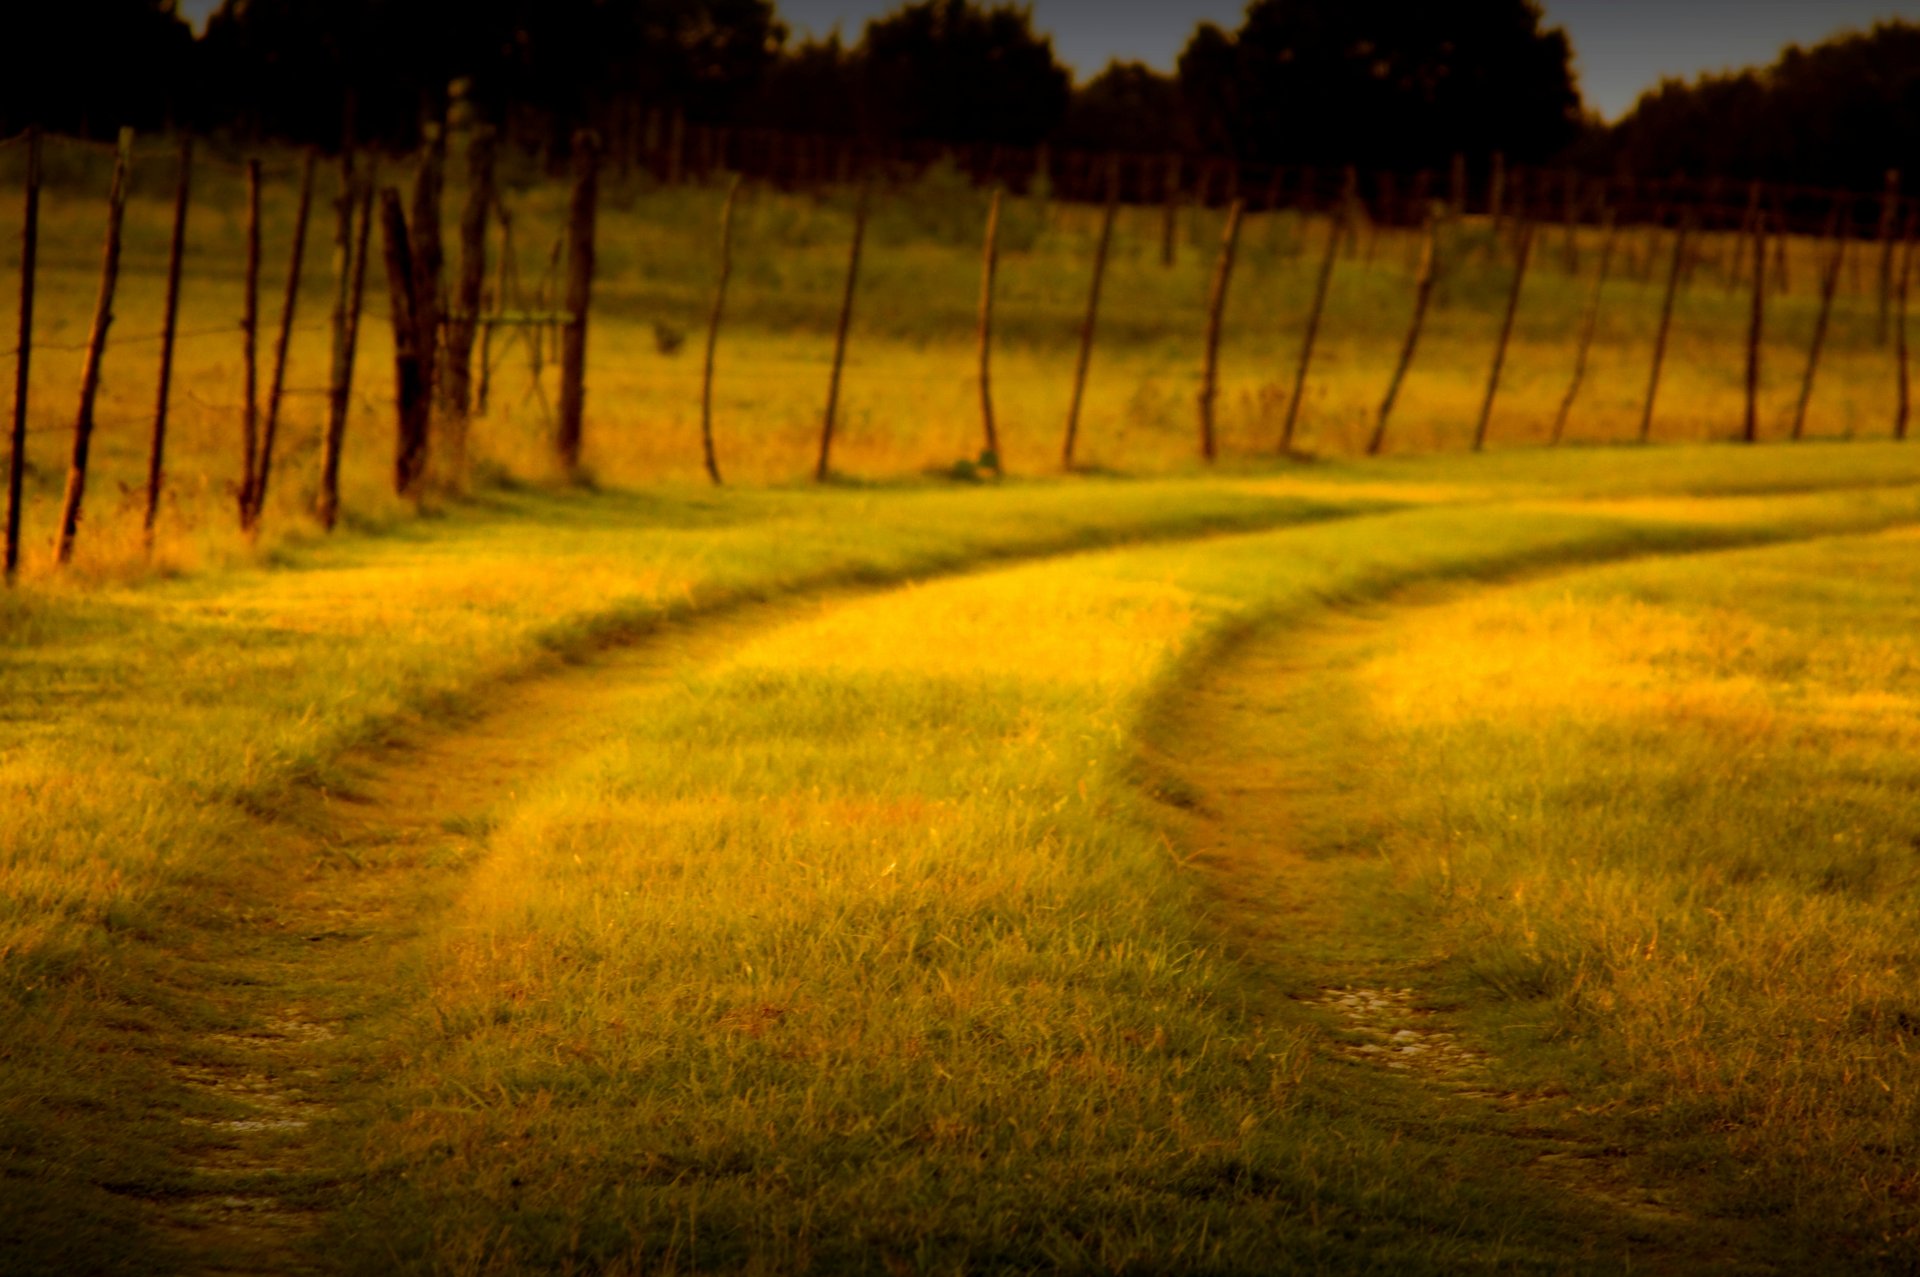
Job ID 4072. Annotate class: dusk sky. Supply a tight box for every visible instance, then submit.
[176,0,1920,121]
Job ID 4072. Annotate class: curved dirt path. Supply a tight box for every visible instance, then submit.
[144,599,810,1272]
[1142,578,1782,1275]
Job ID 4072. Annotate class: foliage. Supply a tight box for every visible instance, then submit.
[1599,20,1920,192]
[1175,0,1581,170]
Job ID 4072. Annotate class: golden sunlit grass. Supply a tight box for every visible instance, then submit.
[308,486,1920,1271]
[8,138,1920,1270]
[1202,524,1920,1264]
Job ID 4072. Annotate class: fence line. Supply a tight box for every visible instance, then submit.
[6,118,1920,580]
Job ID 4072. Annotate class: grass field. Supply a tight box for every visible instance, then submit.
[5,439,1920,1271]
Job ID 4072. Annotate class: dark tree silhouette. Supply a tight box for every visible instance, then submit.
[1175,0,1580,171]
[1056,61,1191,155]
[195,0,783,149]
[0,0,194,137]
[856,0,1071,146]
[1603,21,1920,192]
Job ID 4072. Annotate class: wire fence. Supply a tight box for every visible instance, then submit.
[3,119,1917,579]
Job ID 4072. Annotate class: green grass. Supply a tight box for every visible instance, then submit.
[1242,528,1920,1264]
[6,135,1920,1270]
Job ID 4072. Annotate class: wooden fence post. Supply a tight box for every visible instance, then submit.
[5,126,40,582]
[1897,211,1916,440]
[410,128,446,420]
[1063,159,1119,470]
[380,189,430,497]
[1743,194,1768,443]
[1641,215,1692,443]
[1473,212,1534,452]
[1792,199,1848,442]
[1161,154,1180,268]
[815,181,869,483]
[142,138,193,552]
[244,147,317,532]
[556,130,598,478]
[477,202,511,417]
[1281,184,1348,453]
[1561,171,1582,275]
[1879,169,1901,345]
[976,188,1003,472]
[318,177,374,530]
[239,159,261,522]
[1371,206,1440,456]
[1198,199,1245,462]
[446,126,495,424]
[700,175,741,486]
[55,128,133,565]
[1551,210,1617,445]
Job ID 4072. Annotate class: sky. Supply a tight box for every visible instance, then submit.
[175,0,1920,122]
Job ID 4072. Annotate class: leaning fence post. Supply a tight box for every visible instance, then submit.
[1743,192,1768,444]
[54,128,133,566]
[446,126,495,424]
[5,126,41,582]
[815,180,869,483]
[976,188,1003,473]
[319,164,375,530]
[1792,199,1849,442]
[244,147,317,532]
[1371,205,1440,456]
[142,138,193,553]
[1551,210,1617,445]
[556,130,599,478]
[1897,211,1916,441]
[380,189,430,498]
[1473,211,1534,452]
[1161,153,1181,268]
[239,159,261,523]
[1063,159,1119,470]
[1198,199,1245,463]
[700,175,741,486]
[1879,170,1902,346]
[1641,215,1692,443]
[1281,180,1349,453]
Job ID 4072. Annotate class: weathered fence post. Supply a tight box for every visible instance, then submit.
[318,176,374,530]
[1897,211,1916,440]
[816,180,869,483]
[1552,210,1617,445]
[410,128,446,422]
[239,159,261,522]
[1161,154,1181,268]
[380,189,430,498]
[1793,199,1849,442]
[445,126,495,426]
[5,126,40,582]
[700,175,741,486]
[1641,215,1692,443]
[1743,192,1768,443]
[1198,199,1245,463]
[976,188,1003,472]
[54,128,133,566]
[244,146,317,532]
[556,130,598,478]
[1371,206,1440,456]
[1280,179,1349,454]
[142,138,193,552]
[1063,159,1119,470]
[1473,212,1534,452]
[1879,170,1902,345]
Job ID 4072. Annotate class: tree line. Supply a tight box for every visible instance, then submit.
[2,1,1915,193]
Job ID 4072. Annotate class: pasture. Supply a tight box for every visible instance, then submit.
[4,138,1920,1273]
